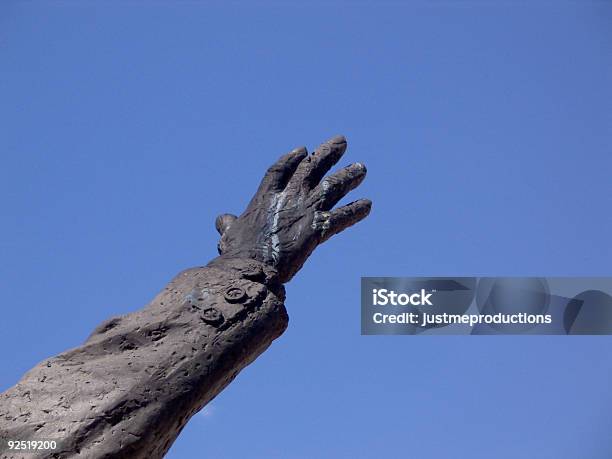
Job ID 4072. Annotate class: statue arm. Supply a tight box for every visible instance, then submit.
[1,256,287,458]
[0,136,371,459]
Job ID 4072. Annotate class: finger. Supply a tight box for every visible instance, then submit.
[215,213,237,235]
[307,162,367,210]
[256,146,308,195]
[315,199,372,243]
[288,135,348,191]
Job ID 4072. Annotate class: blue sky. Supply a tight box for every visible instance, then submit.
[1,1,611,458]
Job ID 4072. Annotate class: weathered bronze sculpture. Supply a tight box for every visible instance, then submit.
[0,136,370,459]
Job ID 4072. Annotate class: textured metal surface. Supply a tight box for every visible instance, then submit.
[0,136,371,458]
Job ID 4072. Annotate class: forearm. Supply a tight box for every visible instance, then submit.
[0,257,287,459]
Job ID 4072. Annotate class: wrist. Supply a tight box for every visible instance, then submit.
[207,255,285,299]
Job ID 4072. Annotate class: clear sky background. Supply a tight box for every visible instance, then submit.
[1,1,611,458]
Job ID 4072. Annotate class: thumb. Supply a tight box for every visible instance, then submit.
[215,213,237,235]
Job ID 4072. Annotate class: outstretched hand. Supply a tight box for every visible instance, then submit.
[215,135,371,283]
